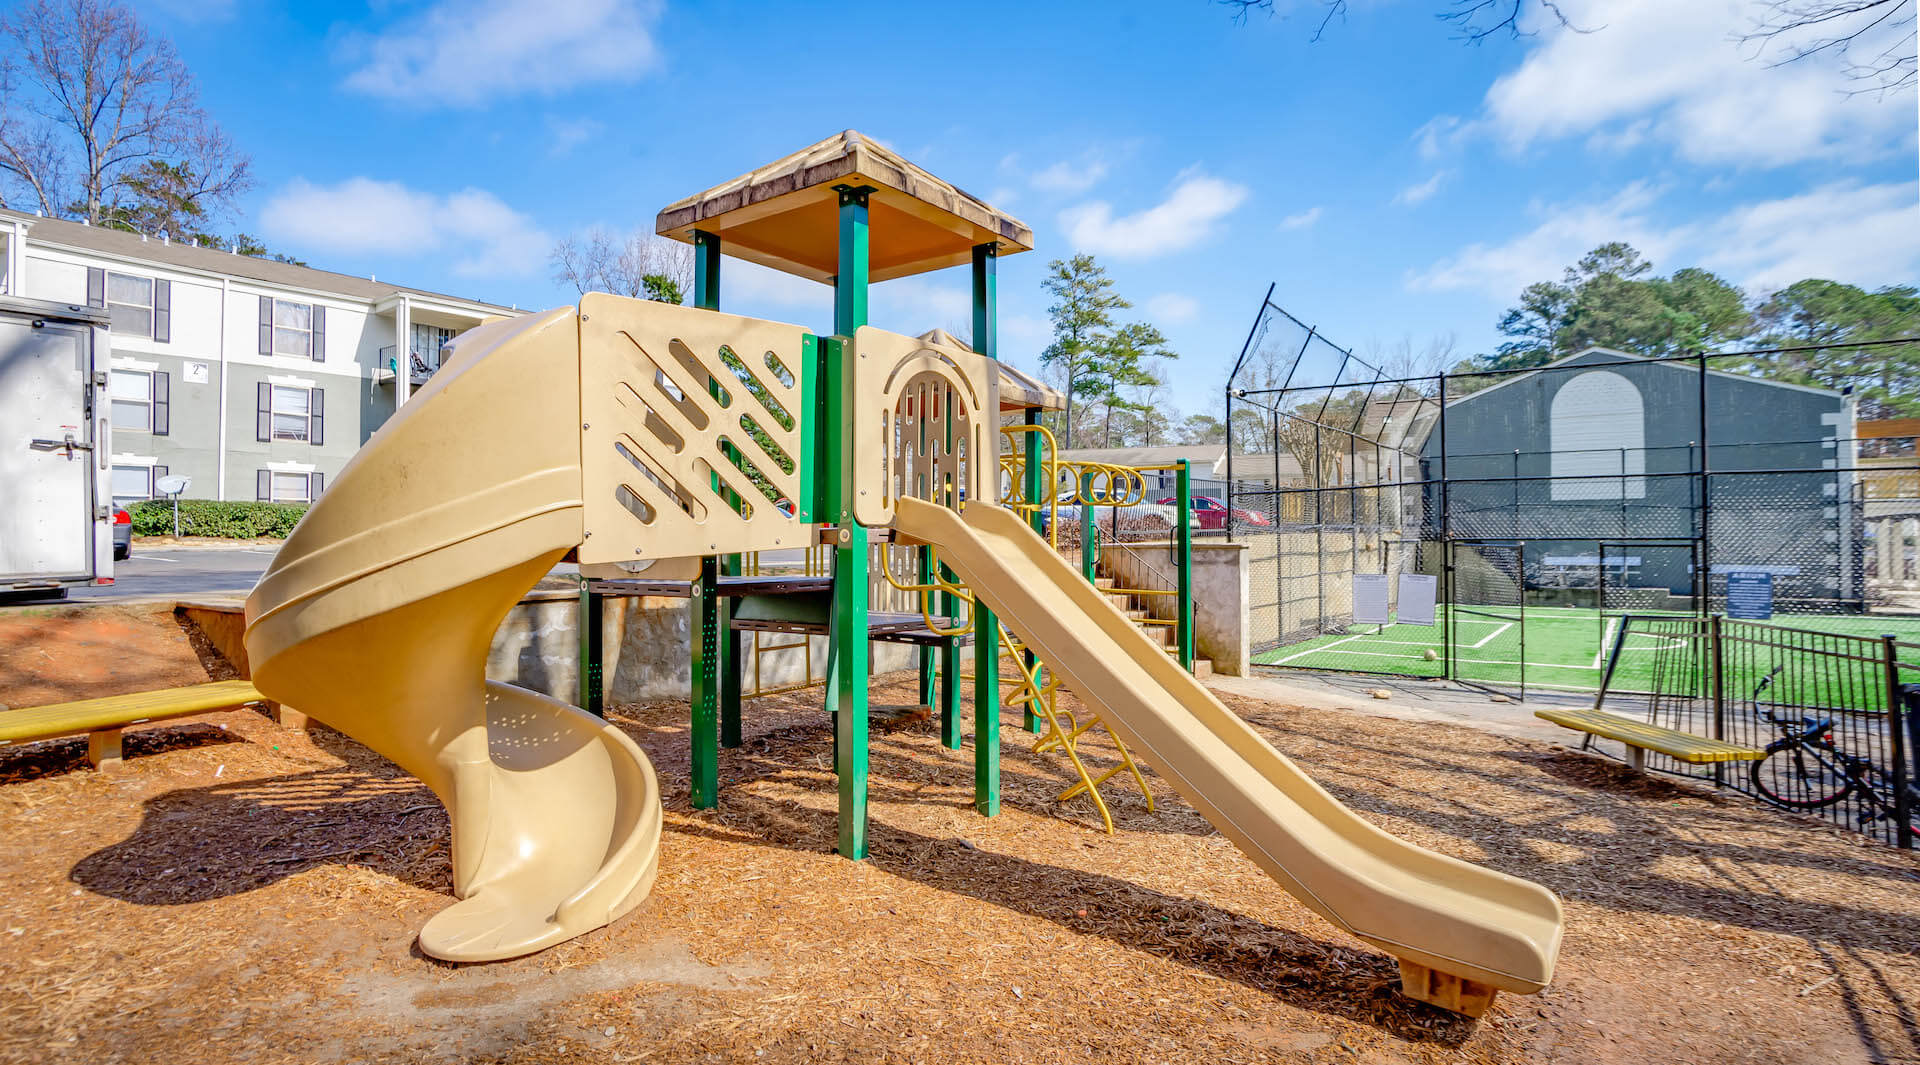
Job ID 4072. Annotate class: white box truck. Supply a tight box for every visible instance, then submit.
[0,295,115,598]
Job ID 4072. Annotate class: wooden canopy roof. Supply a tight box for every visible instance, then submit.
[655,131,1033,284]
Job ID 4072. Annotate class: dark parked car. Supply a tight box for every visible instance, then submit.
[1157,495,1271,530]
[112,507,132,561]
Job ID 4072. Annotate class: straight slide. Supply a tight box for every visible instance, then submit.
[244,309,662,962]
[892,496,1562,1009]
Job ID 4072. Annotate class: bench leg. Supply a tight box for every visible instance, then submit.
[87,728,123,771]
[1398,959,1499,1017]
[1625,745,1646,772]
[273,704,310,732]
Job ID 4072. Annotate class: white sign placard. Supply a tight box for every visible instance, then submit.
[184,361,209,384]
[1353,573,1390,626]
[1397,573,1438,627]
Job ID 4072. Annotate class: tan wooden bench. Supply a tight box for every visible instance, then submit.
[0,680,269,769]
[1535,707,1766,771]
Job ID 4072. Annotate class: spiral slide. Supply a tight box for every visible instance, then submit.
[892,496,1562,1014]
[243,308,662,962]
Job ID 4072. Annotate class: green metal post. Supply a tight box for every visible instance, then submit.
[1021,408,1044,731]
[1176,458,1195,671]
[971,242,1000,814]
[1080,468,1097,583]
[829,187,873,859]
[693,230,744,749]
[577,579,604,716]
[690,556,719,809]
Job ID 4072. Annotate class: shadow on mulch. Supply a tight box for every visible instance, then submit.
[68,761,448,904]
[624,706,1481,1044]
[0,723,246,784]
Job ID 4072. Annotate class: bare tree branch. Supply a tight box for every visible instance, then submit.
[549,227,694,303]
[0,0,250,226]
[1743,0,1917,92]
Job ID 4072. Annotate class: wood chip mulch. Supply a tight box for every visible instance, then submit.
[0,668,1915,1065]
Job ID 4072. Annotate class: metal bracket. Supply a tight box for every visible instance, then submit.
[29,433,90,458]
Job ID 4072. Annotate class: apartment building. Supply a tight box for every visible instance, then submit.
[0,207,516,506]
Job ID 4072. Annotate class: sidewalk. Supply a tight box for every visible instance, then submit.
[1207,669,1579,744]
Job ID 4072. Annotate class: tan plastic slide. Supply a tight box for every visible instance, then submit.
[892,496,1563,1014]
[243,308,662,962]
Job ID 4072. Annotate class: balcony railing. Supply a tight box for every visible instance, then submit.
[377,345,440,386]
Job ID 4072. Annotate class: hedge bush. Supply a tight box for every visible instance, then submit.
[128,499,308,539]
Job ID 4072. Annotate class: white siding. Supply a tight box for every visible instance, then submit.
[1550,370,1646,500]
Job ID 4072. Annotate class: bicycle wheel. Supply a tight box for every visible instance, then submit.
[1750,740,1854,809]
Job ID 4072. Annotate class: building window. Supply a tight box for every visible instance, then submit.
[107,273,155,336]
[271,385,312,441]
[256,383,324,445]
[111,464,157,507]
[258,470,323,503]
[273,300,313,357]
[1550,370,1646,501]
[108,369,169,435]
[258,296,325,359]
[110,370,151,431]
[87,268,170,341]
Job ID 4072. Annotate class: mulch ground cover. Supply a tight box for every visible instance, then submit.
[0,642,1914,1063]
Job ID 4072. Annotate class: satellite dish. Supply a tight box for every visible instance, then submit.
[156,474,190,496]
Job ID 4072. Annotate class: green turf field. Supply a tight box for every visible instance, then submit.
[1252,605,1920,695]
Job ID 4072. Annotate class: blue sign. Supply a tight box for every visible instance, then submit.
[1725,572,1774,620]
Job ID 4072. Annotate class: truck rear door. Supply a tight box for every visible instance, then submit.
[1,314,99,586]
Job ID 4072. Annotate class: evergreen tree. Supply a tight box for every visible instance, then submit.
[1040,254,1129,448]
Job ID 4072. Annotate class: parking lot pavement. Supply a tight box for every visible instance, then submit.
[62,544,280,603]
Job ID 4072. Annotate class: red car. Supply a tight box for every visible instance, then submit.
[1157,495,1271,529]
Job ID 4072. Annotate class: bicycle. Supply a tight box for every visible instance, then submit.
[1747,665,1918,844]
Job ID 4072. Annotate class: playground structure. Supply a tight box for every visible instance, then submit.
[234,133,1560,1014]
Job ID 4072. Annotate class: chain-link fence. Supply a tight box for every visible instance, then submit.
[1225,290,1920,697]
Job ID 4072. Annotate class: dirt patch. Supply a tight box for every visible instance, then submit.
[0,603,233,709]
[0,671,1913,1064]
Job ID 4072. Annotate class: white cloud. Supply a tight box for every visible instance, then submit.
[1409,180,1920,300]
[1146,293,1199,323]
[1475,0,1916,166]
[259,177,551,280]
[1414,115,1464,161]
[1393,171,1448,206]
[1279,206,1323,230]
[341,0,664,107]
[1031,158,1109,194]
[546,116,603,157]
[724,260,830,315]
[1059,170,1250,259]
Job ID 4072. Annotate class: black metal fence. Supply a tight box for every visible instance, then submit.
[1595,614,1916,847]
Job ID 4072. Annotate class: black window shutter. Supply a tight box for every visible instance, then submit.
[151,372,170,436]
[309,472,324,497]
[257,470,271,501]
[151,465,167,498]
[311,305,325,360]
[86,268,104,307]
[309,387,324,446]
[256,381,271,442]
[258,296,273,355]
[152,280,171,342]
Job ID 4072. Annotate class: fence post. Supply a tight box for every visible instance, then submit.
[1177,459,1195,671]
[1710,613,1726,788]
[1882,636,1912,849]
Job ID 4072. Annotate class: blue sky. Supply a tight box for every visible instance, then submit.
[137,0,1918,417]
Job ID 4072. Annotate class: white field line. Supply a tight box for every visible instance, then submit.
[1592,618,1619,670]
[1263,648,1605,671]
[1268,631,1372,665]
[1468,622,1514,650]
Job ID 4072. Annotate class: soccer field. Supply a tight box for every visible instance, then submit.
[1251,605,1920,694]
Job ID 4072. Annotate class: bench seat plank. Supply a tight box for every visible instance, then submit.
[0,680,266,745]
[1534,707,1766,764]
